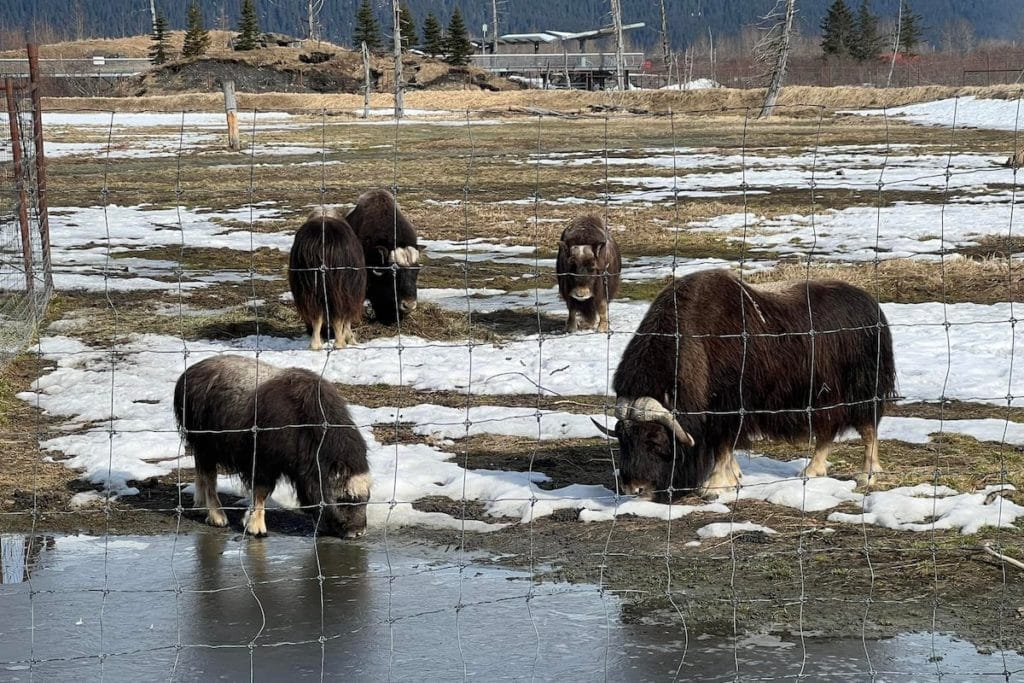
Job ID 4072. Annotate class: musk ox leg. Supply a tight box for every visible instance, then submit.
[566,307,579,333]
[331,318,347,349]
[803,441,832,478]
[309,315,325,351]
[195,467,228,528]
[343,320,357,346]
[855,424,884,488]
[597,299,610,333]
[699,446,742,499]
[243,485,271,537]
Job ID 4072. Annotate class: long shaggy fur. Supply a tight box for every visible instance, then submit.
[613,269,897,499]
[556,214,621,332]
[288,212,367,349]
[173,355,371,537]
[345,189,420,324]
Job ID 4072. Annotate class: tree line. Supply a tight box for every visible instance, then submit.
[820,0,923,60]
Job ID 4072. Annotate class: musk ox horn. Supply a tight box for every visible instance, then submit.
[389,246,420,267]
[590,417,616,438]
[615,397,695,447]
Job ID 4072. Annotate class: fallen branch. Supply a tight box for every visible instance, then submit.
[982,542,1024,572]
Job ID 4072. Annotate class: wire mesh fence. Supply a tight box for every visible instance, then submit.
[0,53,52,370]
[0,94,1023,680]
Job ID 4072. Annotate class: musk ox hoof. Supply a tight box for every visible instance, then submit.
[802,462,829,478]
[309,338,324,351]
[343,528,366,539]
[205,510,229,527]
[597,320,609,333]
[854,470,883,489]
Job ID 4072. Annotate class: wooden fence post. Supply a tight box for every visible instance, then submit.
[222,80,240,151]
[4,78,35,305]
[26,43,51,290]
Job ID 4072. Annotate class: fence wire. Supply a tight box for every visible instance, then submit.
[0,95,1022,681]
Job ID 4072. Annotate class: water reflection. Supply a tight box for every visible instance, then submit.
[0,535,55,584]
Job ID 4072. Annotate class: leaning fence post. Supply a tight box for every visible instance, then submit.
[222,79,240,151]
[4,78,35,307]
[26,43,51,292]
[361,42,371,119]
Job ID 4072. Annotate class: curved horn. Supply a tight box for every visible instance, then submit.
[590,417,616,438]
[615,397,695,447]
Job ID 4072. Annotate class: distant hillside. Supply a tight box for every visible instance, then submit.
[2,0,1023,52]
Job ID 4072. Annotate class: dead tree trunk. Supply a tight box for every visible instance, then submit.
[609,0,625,90]
[659,0,671,86]
[757,0,797,119]
[392,0,403,119]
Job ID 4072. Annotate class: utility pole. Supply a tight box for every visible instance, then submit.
[393,0,403,119]
[659,0,671,85]
[491,0,499,53]
[609,0,625,90]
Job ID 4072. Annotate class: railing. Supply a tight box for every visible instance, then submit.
[0,58,151,78]
[470,52,645,73]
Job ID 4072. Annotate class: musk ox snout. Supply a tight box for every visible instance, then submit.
[399,298,418,313]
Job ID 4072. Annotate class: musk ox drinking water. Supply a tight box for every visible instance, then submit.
[288,208,367,350]
[345,189,421,324]
[556,214,621,332]
[596,270,897,501]
[173,355,371,538]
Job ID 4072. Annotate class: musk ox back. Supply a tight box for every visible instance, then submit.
[604,270,896,501]
[289,208,367,350]
[173,355,371,538]
[345,189,420,324]
[556,214,621,332]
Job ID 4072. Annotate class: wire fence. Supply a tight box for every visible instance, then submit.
[0,93,1023,680]
[0,48,52,370]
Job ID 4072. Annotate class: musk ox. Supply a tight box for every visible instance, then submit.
[556,214,622,332]
[288,208,367,350]
[173,355,371,538]
[596,270,897,501]
[345,189,421,324]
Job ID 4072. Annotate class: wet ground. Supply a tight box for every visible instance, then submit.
[1,532,1022,681]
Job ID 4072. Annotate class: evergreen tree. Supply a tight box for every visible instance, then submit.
[897,1,924,56]
[820,0,854,58]
[182,0,210,58]
[443,7,472,66]
[352,0,383,52]
[422,12,444,57]
[149,11,170,65]
[399,4,417,51]
[850,0,881,61]
[235,0,261,51]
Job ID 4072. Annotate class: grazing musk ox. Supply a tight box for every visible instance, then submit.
[596,270,897,500]
[288,208,367,350]
[174,355,371,538]
[345,189,421,324]
[556,214,622,332]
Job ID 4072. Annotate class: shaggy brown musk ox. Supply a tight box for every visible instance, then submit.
[288,207,367,350]
[556,214,622,332]
[345,189,421,324]
[596,270,897,501]
[173,355,371,538]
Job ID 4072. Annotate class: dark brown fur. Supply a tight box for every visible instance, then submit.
[288,211,367,349]
[345,189,420,324]
[556,214,622,332]
[173,355,371,538]
[612,270,897,500]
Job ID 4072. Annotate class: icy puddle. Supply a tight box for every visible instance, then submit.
[0,533,1020,681]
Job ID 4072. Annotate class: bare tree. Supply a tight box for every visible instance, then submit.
[393,0,403,119]
[492,0,499,53]
[149,0,158,32]
[756,0,797,119]
[886,0,902,87]
[609,0,625,90]
[307,0,325,41]
[659,0,672,84]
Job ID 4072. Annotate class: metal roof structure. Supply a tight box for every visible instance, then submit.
[497,22,645,47]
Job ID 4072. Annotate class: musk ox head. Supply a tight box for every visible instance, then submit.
[367,245,420,323]
[322,470,371,538]
[593,397,695,501]
[558,241,610,301]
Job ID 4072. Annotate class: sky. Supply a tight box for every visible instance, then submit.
[13,96,1024,540]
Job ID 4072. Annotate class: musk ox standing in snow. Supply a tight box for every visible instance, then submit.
[596,270,897,501]
[345,189,421,323]
[174,355,371,538]
[556,214,622,332]
[288,208,367,350]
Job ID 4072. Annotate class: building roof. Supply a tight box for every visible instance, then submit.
[497,23,645,46]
